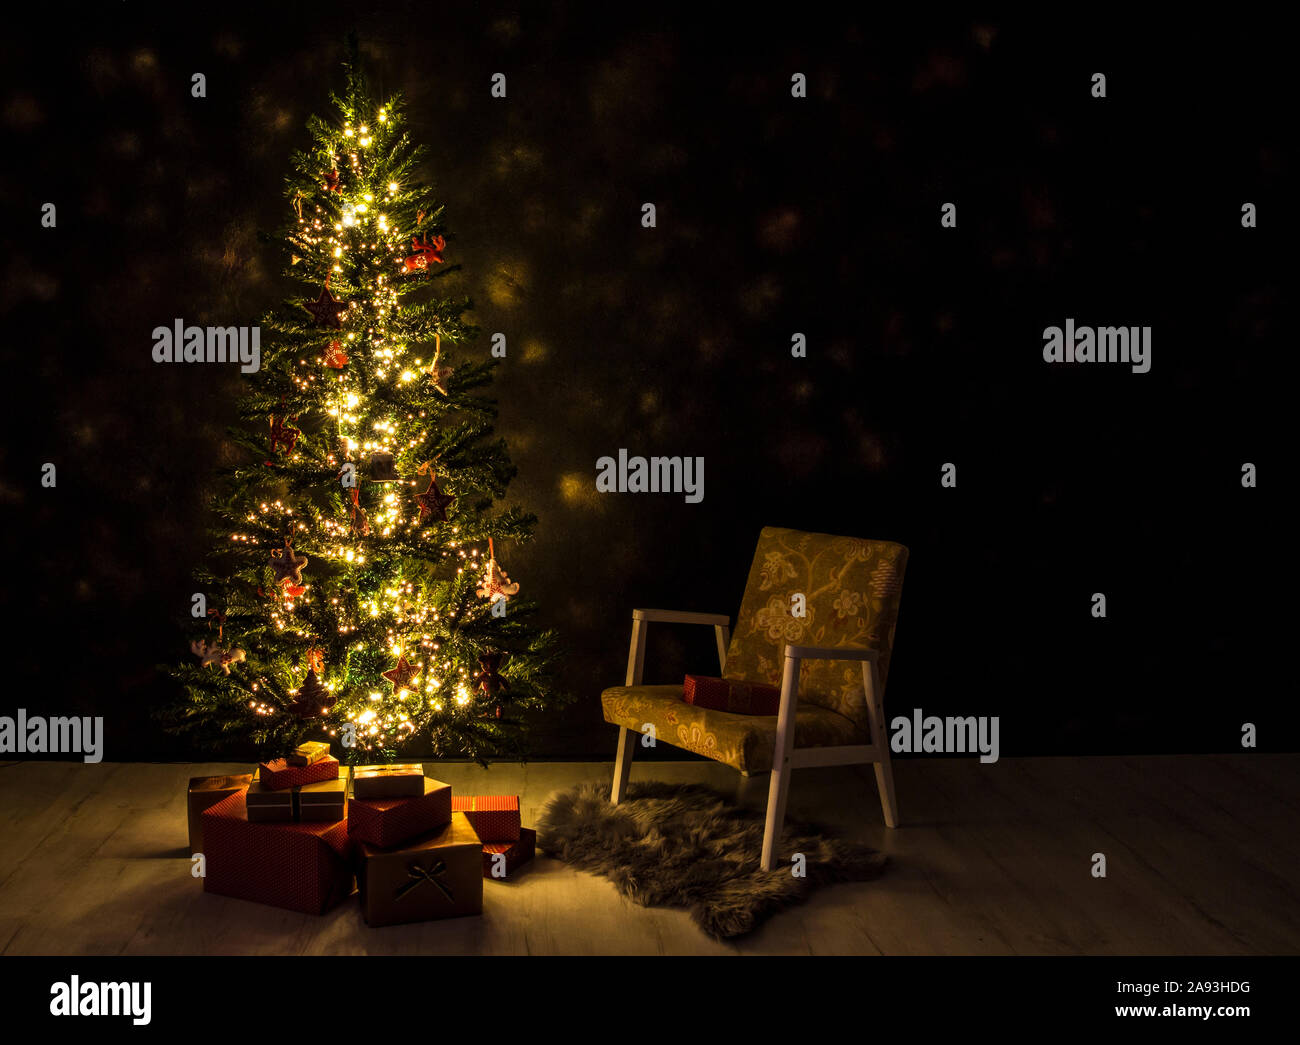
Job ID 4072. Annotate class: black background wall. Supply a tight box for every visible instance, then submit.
[0,6,1290,760]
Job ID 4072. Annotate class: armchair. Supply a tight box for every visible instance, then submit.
[601,526,908,871]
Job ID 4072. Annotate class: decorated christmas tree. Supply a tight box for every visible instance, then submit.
[162,55,561,763]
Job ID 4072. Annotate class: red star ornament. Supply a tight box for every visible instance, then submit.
[304,287,348,328]
[382,656,421,694]
[414,462,455,524]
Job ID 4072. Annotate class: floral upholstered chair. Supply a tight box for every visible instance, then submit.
[600,526,908,871]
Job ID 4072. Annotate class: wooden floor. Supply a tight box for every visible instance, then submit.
[0,754,1296,955]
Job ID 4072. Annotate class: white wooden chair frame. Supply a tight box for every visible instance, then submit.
[610,608,898,872]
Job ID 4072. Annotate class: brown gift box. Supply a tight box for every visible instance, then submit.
[299,778,347,822]
[353,764,426,800]
[188,774,254,855]
[246,778,295,822]
[356,812,484,927]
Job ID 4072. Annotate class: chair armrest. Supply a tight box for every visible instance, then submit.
[783,644,878,663]
[632,608,730,627]
[625,610,732,684]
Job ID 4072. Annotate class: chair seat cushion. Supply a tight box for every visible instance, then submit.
[601,685,868,775]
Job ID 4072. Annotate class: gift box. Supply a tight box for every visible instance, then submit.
[356,812,483,927]
[451,795,520,842]
[201,791,353,915]
[257,754,340,791]
[353,764,425,800]
[246,778,295,822]
[683,675,782,716]
[187,774,253,855]
[482,827,536,879]
[287,740,331,767]
[299,778,347,822]
[348,777,451,849]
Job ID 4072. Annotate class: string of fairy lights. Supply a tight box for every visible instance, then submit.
[227,104,516,752]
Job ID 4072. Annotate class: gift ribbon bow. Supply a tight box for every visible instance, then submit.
[394,859,453,903]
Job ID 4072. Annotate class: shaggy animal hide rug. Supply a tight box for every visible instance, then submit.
[536,780,887,939]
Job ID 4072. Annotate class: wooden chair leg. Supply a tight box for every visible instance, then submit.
[611,726,635,805]
[863,661,899,827]
[761,766,792,871]
[611,617,649,805]
[873,760,899,828]
[760,654,802,871]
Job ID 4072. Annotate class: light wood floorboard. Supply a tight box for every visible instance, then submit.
[0,755,1295,955]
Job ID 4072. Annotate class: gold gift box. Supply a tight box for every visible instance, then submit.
[286,741,332,767]
[246,778,295,822]
[298,778,347,822]
[187,774,254,854]
[352,763,426,800]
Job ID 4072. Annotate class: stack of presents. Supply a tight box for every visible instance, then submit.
[186,742,536,924]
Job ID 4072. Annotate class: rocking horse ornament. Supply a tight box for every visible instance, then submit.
[401,233,445,273]
[424,332,453,395]
[477,538,520,601]
[190,638,247,675]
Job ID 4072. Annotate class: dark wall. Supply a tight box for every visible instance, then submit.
[0,8,1291,760]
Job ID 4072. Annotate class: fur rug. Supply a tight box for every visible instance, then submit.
[536,780,888,940]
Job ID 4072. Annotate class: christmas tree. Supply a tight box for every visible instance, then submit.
[162,55,561,763]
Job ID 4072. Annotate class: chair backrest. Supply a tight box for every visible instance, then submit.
[723,526,908,731]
